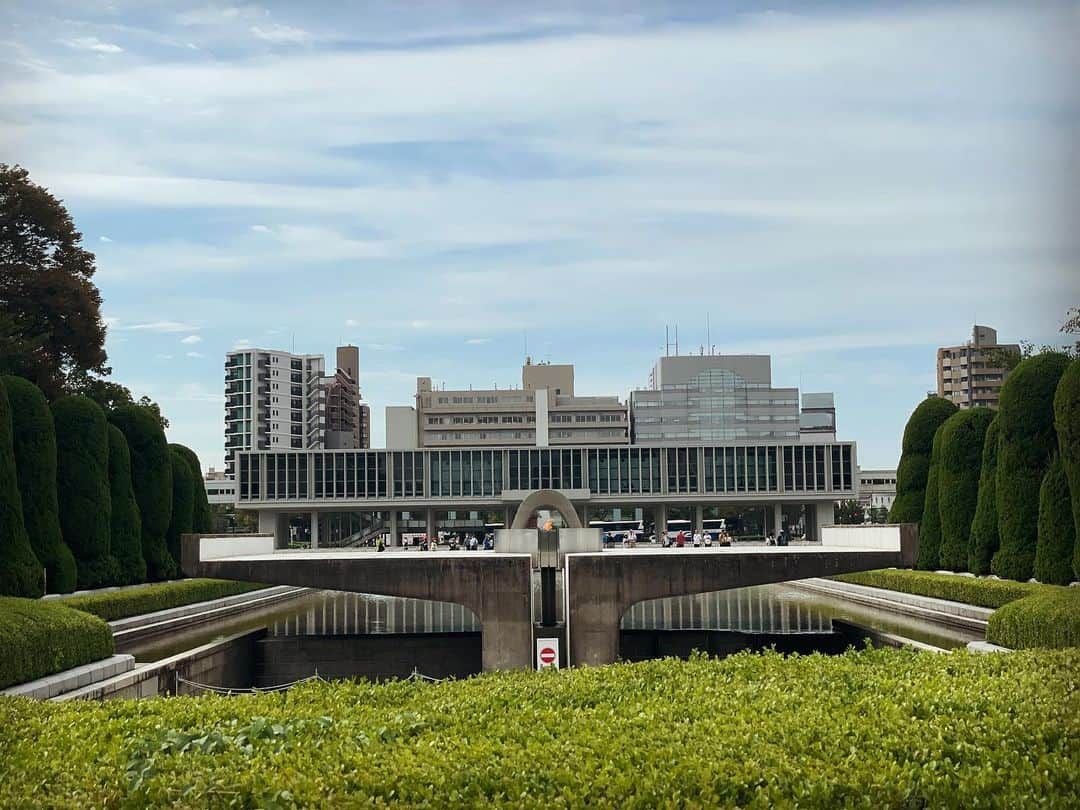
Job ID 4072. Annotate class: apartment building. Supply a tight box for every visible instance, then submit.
[395,359,628,448]
[325,345,370,450]
[936,325,1019,409]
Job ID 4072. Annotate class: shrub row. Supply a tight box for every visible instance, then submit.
[0,379,44,597]
[59,578,265,622]
[0,596,114,690]
[888,396,957,524]
[986,586,1080,650]
[831,569,1039,609]
[0,648,1076,806]
[1054,357,1080,579]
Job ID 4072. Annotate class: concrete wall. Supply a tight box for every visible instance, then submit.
[200,534,275,559]
[386,405,418,449]
[821,523,918,567]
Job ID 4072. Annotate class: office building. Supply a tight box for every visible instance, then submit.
[936,325,1018,409]
[402,359,628,448]
[800,393,837,441]
[857,468,897,519]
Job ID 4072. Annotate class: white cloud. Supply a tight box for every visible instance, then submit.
[185,351,204,358]
[465,338,491,345]
[121,321,200,333]
[99,235,112,242]
[250,24,311,44]
[344,318,358,327]
[175,5,265,27]
[180,335,203,344]
[250,224,270,233]
[233,338,252,349]
[154,353,174,360]
[60,37,123,54]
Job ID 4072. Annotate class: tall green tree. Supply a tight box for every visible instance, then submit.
[992,352,1070,581]
[889,396,958,524]
[3,375,77,592]
[915,425,946,570]
[1053,358,1080,580]
[52,395,115,589]
[937,407,994,572]
[171,443,211,533]
[968,416,1001,575]
[0,165,107,399]
[165,447,194,564]
[1033,454,1076,585]
[109,405,175,580]
[0,378,44,597]
[107,424,145,585]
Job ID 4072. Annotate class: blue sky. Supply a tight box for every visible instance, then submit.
[2,1,1078,471]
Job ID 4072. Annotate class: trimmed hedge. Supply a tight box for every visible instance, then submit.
[60,578,265,621]
[832,569,1039,609]
[968,416,1001,575]
[992,353,1070,581]
[0,596,113,689]
[107,425,146,585]
[888,396,957,524]
[937,407,993,571]
[914,425,945,570]
[987,586,1080,649]
[0,379,44,597]
[164,447,194,564]
[1033,454,1076,585]
[52,395,116,589]
[3,376,77,593]
[1053,357,1080,579]
[0,649,1076,806]
[171,443,211,534]
[109,406,175,581]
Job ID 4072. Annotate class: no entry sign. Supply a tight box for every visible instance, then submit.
[536,638,560,669]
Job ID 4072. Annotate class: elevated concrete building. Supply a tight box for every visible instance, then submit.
[936,325,1018,409]
[857,468,897,518]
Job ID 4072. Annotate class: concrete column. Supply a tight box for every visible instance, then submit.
[578,502,590,528]
[425,508,437,542]
[310,512,319,549]
[655,503,668,541]
[259,510,288,549]
[773,503,783,537]
[813,502,834,543]
[694,504,704,535]
[389,510,399,546]
[503,505,514,530]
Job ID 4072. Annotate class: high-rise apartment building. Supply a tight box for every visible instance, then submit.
[936,325,1019,409]
[398,359,628,448]
[324,345,370,450]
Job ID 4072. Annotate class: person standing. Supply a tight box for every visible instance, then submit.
[676,530,685,548]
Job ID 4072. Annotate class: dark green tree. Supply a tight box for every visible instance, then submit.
[69,371,169,429]
[0,378,44,597]
[915,425,946,570]
[109,405,175,580]
[171,443,211,533]
[0,165,108,399]
[889,396,958,524]
[937,407,994,571]
[2,375,77,592]
[52,395,115,589]
[165,447,194,564]
[1033,454,1076,585]
[968,416,1001,575]
[107,424,145,585]
[1053,358,1080,580]
[835,499,865,525]
[992,352,1070,581]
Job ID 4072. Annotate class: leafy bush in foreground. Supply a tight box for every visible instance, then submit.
[937,407,994,571]
[0,649,1076,807]
[968,416,1001,575]
[1034,454,1077,585]
[832,569,1040,609]
[987,586,1080,649]
[0,379,44,598]
[889,396,957,524]
[59,578,265,621]
[915,424,945,570]
[0,596,113,689]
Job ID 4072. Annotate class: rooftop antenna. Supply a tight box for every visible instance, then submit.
[524,329,528,361]
[665,325,670,356]
[675,324,679,356]
[707,313,711,353]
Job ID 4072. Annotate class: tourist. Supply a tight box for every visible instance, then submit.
[676,530,685,548]
[703,531,712,547]
[376,537,385,553]
[692,531,701,547]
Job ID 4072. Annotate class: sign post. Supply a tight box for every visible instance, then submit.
[536,638,560,669]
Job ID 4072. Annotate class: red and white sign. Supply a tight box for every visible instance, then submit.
[536,638,560,669]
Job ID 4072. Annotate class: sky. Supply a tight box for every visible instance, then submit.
[2,1,1078,472]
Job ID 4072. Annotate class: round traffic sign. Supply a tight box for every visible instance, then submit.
[539,646,556,665]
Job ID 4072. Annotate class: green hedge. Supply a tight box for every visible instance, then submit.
[968,416,1001,575]
[987,586,1080,649]
[52,395,116,589]
[107,425,145,585]
[0,596,113,690]
[3,376,77,593]
[1033,454,1076,585]
[993,353,1070,581]
[888,396,957,524]
[914,425,945,570]
[60,578,265,622]
[832,569,1039,609]
[937,407,993,571]
[171,443,211,534]
[0,379,44,597]
[1053,357,1080,579]
[0,649,1076,806]
[164,447,194,564]
[109,406,175,581]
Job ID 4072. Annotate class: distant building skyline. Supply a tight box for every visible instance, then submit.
[936,325,1019,410]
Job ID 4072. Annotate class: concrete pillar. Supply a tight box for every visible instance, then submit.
[259,511,288,549]
[503,505,514,530]
[694,505,704,535]
[389,510,399,546]
[655,503,668,541]
[773,503,783,538]
[813,502,834,543]
[578,502,590,528]
[425,508,437,542]
[310,512,319,549]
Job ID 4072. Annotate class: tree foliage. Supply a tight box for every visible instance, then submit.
[915,425,946,570]
[937,408,994,572]
[834,499,864,525]
[2,375,77,593]
[52,395,115,589]
[107,424,145,585]
[165,447,194,564]
[1052,358,1080,580]
[992,352,1070,581]
[109,405,175,580]
[0,164,107,399]
[889,396,957,524]
[1033,455,1076,585]
[171,443,211,533]
[968,416,1001,575]
[0,378,44,597]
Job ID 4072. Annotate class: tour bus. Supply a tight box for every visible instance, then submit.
[589,519,644,546]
